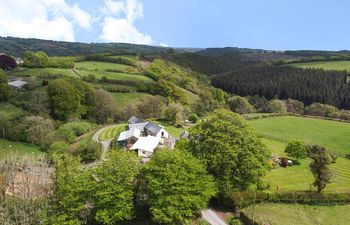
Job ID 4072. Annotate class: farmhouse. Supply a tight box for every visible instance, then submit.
[117,116,172,159]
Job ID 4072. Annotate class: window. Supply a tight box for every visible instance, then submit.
[143,151,146,155]
[161,131,164,137]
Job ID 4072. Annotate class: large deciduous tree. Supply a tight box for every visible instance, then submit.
[144,150,217,225]
[94,151,140,225]
[94,89,116,124]
[309,145,334,193]
[0,69,11,101]
[48,154,93,225]
[47,78,96,120]
[284,141,308,163]
[186,109,270,194]
[228,96,255,114]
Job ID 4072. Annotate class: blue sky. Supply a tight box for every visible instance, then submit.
[0,0,349,50]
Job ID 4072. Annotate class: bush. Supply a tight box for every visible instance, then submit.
[75,140,101,163]
[49,141,69,155]
[222,191,350,209]
[230,218,243,225]
[228,96,255,114]
[189,114,199,123]
[266,99,287,113]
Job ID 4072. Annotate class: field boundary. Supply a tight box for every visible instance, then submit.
[246,112,350,124]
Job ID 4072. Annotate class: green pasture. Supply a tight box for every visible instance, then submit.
[242,203,350,225]
[0,139,41,160]
[78,70,153,83]
[0,103,24,119]
[111,92,152,108]
[99,124,126,141]
[291,60,350,71]
[261,137,350,192]
[75,61,138,73]
[9,68,78,78]
[250,116,350,155]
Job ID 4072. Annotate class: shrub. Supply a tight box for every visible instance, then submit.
[188,113,199,123]
[75,140,101,163]
[228,96,255,114]
[266,99,287,113]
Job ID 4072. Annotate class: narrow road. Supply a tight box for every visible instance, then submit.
[84,125,116,168]
[202,209,227,225]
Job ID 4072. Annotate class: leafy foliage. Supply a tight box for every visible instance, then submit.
[186,109,270,193]
[94,151,140,225]
[144,150,217,225]
[228,96,255,114]
[49,154,94,225]
[0,69,11,101]
[284,141,308,163]
[309,145,334,193]
[47,78,96,120]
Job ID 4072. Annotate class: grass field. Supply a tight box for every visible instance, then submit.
[291,60,350,71]
[75,61,138,73]
[111,92,152,108]
[250,116,350,155]
[0,103,24,119]
[242,203,350,225]
[10,68,78,78]
[99,124,126,141]
[178,87,200,106]
[261,137,350,192]
[0,139,41,159]
[78,70,153,82]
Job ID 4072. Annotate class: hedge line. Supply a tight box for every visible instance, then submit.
[222,191,350,209]
[245,112,350,123]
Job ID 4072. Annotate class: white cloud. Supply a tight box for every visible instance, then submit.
[100,17,152,44]
[100,0,153,45]
[0,0,92,41]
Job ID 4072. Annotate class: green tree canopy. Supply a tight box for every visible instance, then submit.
[47,78,96,120]
[144,150,217,225]
[309,145,334,193]
[49,154,93,225]
[94,150,140,225]
[186,109,270,194]
[0,69,11,101]
[284,141,308,163]
[228,96,255,114]
[23,51,49,68]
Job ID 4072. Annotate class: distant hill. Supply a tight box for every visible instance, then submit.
[0,36,198,57]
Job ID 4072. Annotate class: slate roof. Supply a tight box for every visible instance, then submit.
[145,122,162,134]
[117,127,141,141]
[128,122,149,131]
[128,116,145,124]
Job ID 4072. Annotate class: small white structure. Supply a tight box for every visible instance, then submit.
[8,80,27,89]
[131,136,161,158]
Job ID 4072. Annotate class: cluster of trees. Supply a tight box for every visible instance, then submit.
[23,51,74,68]
[24,149,216,225]
[228,95,350,121]
[212,65,350,109]
[283,141,335,192]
